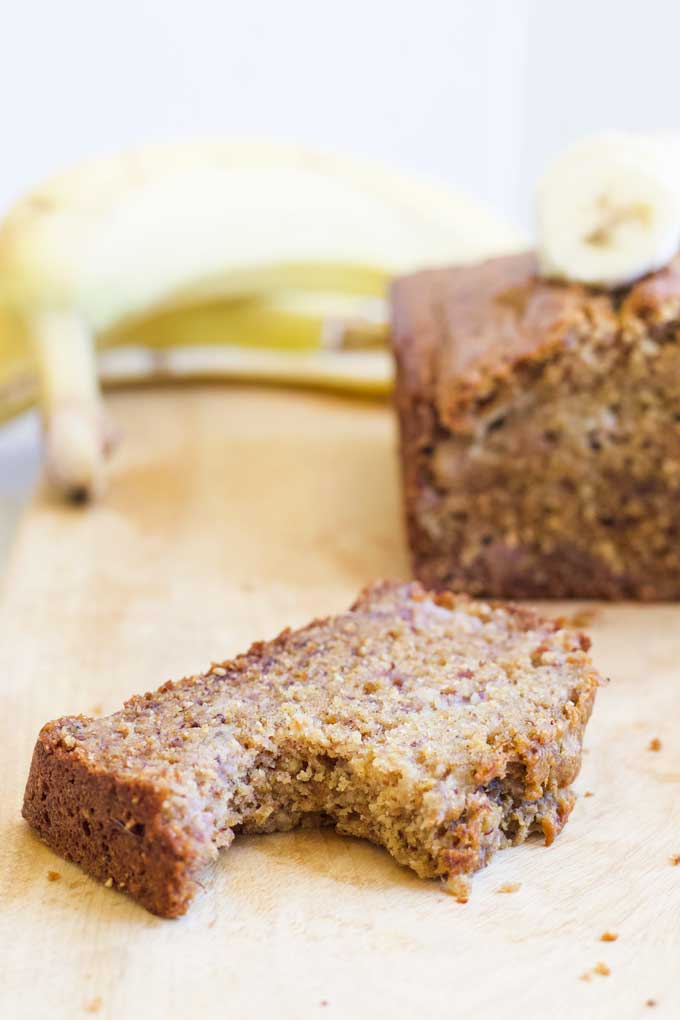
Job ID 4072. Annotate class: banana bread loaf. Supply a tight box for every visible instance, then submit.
[392,251,680,599]
[23,581,601,916]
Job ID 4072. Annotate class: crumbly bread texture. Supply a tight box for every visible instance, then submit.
[23,581,600,917]
[392,251,680,599]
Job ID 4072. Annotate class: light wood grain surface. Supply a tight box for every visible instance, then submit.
[1,387,679,1020]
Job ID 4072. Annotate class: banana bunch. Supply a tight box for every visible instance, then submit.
[0,142,520,499]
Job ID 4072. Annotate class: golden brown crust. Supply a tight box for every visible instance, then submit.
[22,581,601,916]
[391,252,621,433]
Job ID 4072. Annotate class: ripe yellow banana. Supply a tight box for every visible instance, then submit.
[0,142,521,499]
[0,296,391,427]
[100,345,391,399]
[107,291,388,353]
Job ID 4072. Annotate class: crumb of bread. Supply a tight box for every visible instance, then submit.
[445,875,470,903]
[583,791,594,798]
[47,870,61,882]
[85,998,102,1014]
[582,961,612,981]
[496,882,521,894]
[648,738,662,752]
[600,932,618,942]
[562,609,599,628]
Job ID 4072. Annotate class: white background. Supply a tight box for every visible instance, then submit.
[2,0,680,548]
[2,0,680,233]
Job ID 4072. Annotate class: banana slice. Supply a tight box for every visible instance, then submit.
[537,132,680,288]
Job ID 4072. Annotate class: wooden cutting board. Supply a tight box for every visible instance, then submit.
[1,386,679,1020]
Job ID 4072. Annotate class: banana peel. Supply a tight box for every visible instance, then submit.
[0,142,522,499]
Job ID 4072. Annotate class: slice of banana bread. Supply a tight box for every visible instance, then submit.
[392,251,680,599]
[23,581,601,917]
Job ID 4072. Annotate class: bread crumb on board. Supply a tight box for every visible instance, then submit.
[600,932,618,942]
[445,875,470,903]
[562,608,600,629]
[581,962,611,980]
[648,738,662,752]
[670,854,680,866]
[85,998,102,1014]
[583,791,594,798]
[46,870,61,882]
[645,999,657,1008]
[496,882,521,894]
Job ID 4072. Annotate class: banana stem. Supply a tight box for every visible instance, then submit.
[29,310,109,501]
